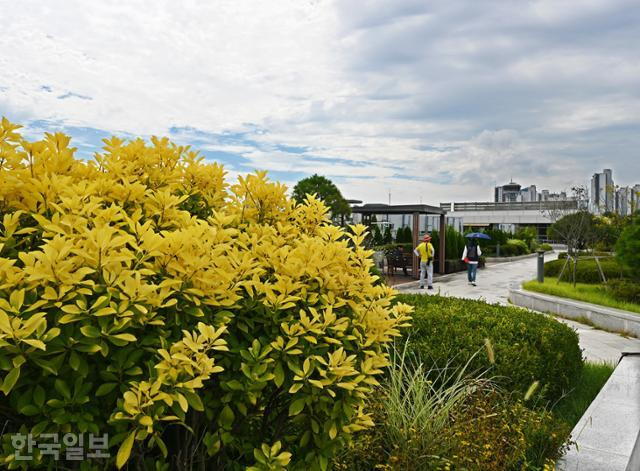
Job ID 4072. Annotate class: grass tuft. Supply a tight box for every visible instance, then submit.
[553,362,615,427]
[383,341,492,460]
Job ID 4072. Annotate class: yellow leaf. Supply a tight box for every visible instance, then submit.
[329,423,338,439]
[176,393,188,412]
[61,304,82,314]
[139,416,153,427]
[116,430,136,469]
[21,339,46,351]
[110,333,137,342]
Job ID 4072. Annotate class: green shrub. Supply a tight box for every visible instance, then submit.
[538,243,553,252]
[377,243,413,254]
[508,238,529,253]
[395,226,413,243]
[382,225,393,244]
[335,380,570,471]
[371,224,384,246]
[0,120,412,470]
[499,239,529,257]
[396,294,583,403]
[616,217,640,280]
[594,213,630,252]
[333,343,571,471]
[606,279,640,303]
[558,250,610,260]
[544,258,630,283]
[514,226,537,250]
[432,227,466,261]
[448,392,570,470]
[483,228,510,246]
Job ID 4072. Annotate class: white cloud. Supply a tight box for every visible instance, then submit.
[0,0,342,134]
[2,0,640,202]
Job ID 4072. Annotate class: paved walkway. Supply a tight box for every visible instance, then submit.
[397,253,640,363]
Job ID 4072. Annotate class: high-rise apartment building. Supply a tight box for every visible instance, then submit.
[633,185,640,214]
[590,169,614,214]
[494,181,521,202]
[620,184,640,215]
[615,187,632,216]
[518,185,537,202]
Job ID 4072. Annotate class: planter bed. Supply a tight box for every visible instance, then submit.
[509,288,640,338]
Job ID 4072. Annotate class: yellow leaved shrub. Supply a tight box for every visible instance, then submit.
[0,118,411,470]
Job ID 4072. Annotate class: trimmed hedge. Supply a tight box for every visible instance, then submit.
[500,239,530,257]
[544,258,631,283]
[376,242,413,254]
[396,294,583,402]
[558,251,612,260]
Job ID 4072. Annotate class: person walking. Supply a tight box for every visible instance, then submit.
[414,234,435,290]
[462,238,482,286]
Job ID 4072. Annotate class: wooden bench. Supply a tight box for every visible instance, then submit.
[386,250,412,276]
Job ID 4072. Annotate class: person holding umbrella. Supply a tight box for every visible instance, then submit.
[462,232,490,286]
[414,234,435,290]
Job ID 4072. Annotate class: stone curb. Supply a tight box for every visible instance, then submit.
[509,288,640,338]
[392,271,460,290]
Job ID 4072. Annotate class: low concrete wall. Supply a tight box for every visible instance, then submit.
[509,289,640,338]
[557,354,640,470]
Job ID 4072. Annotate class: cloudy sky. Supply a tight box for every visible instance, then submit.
[2,0,639,204]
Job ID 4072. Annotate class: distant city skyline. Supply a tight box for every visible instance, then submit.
[590,168,640,216]
[2,0,640,205]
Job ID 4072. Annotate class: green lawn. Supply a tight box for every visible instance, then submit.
[553,362,615,427]
[522,277,640,315]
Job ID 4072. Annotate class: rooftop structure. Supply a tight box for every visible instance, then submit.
[351,203,447,276]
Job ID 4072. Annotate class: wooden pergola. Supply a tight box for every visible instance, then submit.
[351,203,447,277]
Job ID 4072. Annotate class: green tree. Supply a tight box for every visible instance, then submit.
[593,214,630,251]
[616,218,640,280]
[397,226,412,243]
[292,174,351,222]
[547,211,596,255]
[406,227,414,243]
[382,225,393,244]
[372,224,384,246]
[547,211,598,286]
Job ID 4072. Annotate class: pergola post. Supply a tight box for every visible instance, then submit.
[412,212,419,279]
[439,213,446,274]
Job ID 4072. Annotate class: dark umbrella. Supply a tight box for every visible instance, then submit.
[465,232,491,240]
